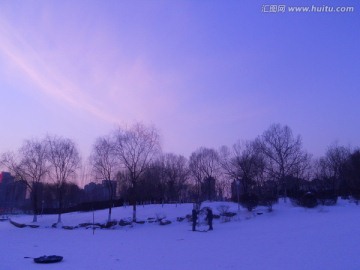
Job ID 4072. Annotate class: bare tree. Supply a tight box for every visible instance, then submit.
[218,145,236,180]
[162,153,189,204]
[1,139,49,222]
[114,123,161,222]
[89,135,119,222]
[140,160,166,204]
[189,147,221,202]
[257,124,311,200]
[314,143,350,195]
[343,149,360,200]
[220,141,265,195]
[46,135,81,224]
[322,143,350,180]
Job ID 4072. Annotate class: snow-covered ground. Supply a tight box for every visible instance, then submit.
[1,200,359,270]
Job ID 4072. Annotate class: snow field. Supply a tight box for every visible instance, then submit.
[0,200,359,270]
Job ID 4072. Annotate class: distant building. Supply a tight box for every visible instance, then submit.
[0,172,27,213]
[0,172,14,185]
[102,180,117,199]
[84,180,118,202]
[201,177,216,201]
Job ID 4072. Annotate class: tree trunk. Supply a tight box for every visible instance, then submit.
[32,188,38,223]
[132,203,136,222]
[108,205,112,222]
[107,182,114,222]
[57,187,63,224]
[131,181,137,222]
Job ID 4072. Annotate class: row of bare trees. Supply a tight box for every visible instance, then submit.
[313,144,360,201]
[1,136,80,223]
[93,122,335,215]
[1,122,359,222]
[89,123,160,222]
[217,124,311,209]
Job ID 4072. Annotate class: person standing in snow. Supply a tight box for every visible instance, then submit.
[192,209,198,231]
[206,208,213,231]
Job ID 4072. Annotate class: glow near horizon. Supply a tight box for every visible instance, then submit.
[0,1,359,160]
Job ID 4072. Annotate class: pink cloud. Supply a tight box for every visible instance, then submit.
[0,18,120,125]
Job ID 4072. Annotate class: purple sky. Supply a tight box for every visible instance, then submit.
[0,0,359,159]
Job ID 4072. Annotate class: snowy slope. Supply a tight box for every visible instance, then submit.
[0,200,359,270]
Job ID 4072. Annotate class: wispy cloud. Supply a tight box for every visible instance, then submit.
[0,18,120,124]
[0,15,183,130]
